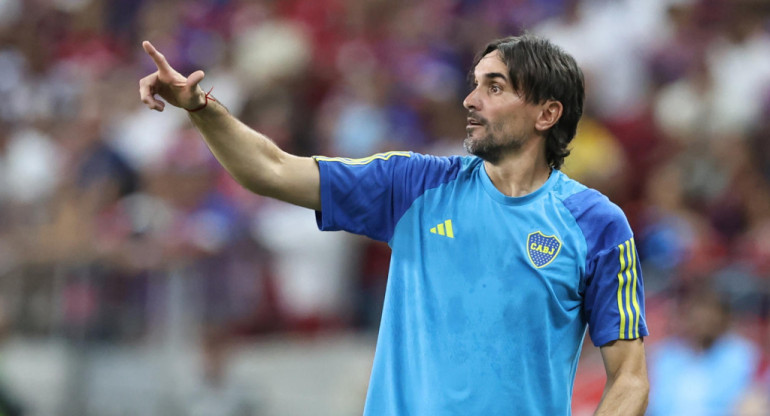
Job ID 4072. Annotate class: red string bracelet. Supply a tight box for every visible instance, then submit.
[185,86,216,113]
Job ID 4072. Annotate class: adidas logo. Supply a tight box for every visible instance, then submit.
[429,219,454,238]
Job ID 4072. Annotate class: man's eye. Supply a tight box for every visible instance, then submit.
[490,85,501,93]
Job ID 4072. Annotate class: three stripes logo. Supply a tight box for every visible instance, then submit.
[429,219,454,238]
[617,238,642,339]
[313,151,411,165]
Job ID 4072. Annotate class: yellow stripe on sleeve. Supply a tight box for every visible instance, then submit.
[313,151,411,165]
[624,240,635,339]
[617,242,627,339]
[630,238,641,338]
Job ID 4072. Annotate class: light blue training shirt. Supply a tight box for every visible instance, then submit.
[313,152,648,415]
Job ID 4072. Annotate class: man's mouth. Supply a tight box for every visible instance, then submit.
[467,117,483,127]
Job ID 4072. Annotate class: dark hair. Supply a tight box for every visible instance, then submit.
[472,35,585,169]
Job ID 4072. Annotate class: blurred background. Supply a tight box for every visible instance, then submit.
[0,0,769,414]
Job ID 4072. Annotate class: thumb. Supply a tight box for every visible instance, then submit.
[187,70,206,90]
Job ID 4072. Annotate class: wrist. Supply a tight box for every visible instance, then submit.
[185,87,215,113]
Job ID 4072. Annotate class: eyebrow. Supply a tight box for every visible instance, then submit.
[472,72,509,85]
[484,72,508,83]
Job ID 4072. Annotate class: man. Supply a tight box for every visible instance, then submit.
[139,34,649,415]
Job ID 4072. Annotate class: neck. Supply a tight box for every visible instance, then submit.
[483,138,551,197]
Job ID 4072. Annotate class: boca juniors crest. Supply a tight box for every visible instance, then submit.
[527,231,562,268]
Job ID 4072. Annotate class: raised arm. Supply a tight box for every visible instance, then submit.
[595,338,649,415]
[138,41,320,210]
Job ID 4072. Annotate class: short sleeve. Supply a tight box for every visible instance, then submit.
[313,152,462,242]
[584,237,648,346]
[562,188,649,347]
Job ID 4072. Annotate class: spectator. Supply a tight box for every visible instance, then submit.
[647,287,759,416]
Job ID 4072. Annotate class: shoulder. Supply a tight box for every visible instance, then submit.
[554,172,632,254]
[716,333,761,358]
[402,152,479,171]
[313,151,482,197]
[314,151,472,174]
[392,152,481,190]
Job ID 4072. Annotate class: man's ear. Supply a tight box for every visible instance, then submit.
[535,100,563,132]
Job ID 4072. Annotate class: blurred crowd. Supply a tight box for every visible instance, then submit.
[1,0,770,414]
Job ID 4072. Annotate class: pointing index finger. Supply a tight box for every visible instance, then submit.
[142,41,173,73]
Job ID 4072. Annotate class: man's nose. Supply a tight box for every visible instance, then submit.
[463,88,479,110]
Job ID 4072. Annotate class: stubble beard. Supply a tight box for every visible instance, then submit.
[463,122,523,164]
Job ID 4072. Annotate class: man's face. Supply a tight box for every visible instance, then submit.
[462,50,539,163]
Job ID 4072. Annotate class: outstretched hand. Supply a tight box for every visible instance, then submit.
[139,41,206,112]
